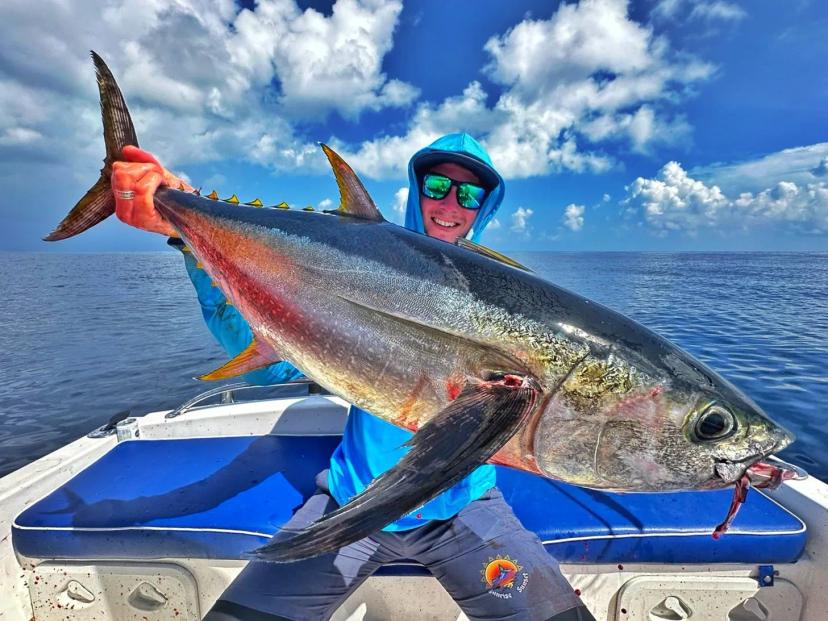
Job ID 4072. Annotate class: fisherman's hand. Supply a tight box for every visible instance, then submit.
[112,146,194,237]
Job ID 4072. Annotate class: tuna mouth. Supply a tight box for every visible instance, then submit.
[714,452,807,488]
[714,457,758,485]
[710,431,801,539]
[713,426,796,485]
[711,455,808,539]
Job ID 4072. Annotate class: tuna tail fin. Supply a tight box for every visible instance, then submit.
[43,51,139,241]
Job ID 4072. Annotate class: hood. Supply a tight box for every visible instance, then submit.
[404,133,505,243]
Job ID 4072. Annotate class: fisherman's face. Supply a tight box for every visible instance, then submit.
[420,162,482,243]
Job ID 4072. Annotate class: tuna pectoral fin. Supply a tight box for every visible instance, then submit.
[198,338,281,381]
[253,372,542,563]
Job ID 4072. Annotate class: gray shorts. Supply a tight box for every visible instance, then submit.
[204,472,591,621]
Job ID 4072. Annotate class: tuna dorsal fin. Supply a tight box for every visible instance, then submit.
[456,238,531,272]
[197,338,281,381]
[320,143,384,222]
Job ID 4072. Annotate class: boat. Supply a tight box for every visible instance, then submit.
[1,380,826,620]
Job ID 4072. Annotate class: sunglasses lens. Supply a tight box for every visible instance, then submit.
[423,174,452,199]
[456,183,486,209]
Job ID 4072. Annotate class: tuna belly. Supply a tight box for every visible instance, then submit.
[256,287,502,431]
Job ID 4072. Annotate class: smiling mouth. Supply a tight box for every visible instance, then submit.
[431,217,459,228]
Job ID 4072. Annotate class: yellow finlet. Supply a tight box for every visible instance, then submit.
[224,194,240,204]
[246,198,264,207]
[275,201,290,209]
[211,281,218,287]
[198,338,281,381]
[195,261,203,269]
[181,246,191,253]
[206,190,219,200]
[303,206,315,211]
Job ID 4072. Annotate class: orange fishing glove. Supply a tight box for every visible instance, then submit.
[112,145,195,237]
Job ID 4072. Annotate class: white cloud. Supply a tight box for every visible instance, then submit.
[344,0,713,180]
[563,204,586,231]
[624,162,728,232]
[651,0,683,20]
[732,182,828,233]
[653,0,746,23]
[201,173,227,191]
[0,127,42,146]
[0,0,412,175]
[811,157,828,178]
[339,82,494,179]
[694,142,828,193]
[482,0,712,172]
[510,207,534,233]
[689,1,747,22]
[487,218,502,230]
[318,198,333,209]
[581,106,691,154]
[485,1,656,94]
[390,186,408,222]
[231,0,418,120]
[623,159,828,234]
[0,0,715,192]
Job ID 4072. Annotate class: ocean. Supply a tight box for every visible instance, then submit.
[0,251,826,481]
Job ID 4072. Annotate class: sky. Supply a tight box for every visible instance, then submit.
[1,0,827,252]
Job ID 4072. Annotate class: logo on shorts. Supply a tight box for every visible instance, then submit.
[481,555,529,599]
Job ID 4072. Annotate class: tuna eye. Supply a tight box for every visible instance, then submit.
[695,405,735,440]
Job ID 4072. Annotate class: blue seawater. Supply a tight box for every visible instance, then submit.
[0,251,825,480]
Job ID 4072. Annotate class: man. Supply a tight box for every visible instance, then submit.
[113,134,595,621]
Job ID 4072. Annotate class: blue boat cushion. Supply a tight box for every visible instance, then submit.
[13,436,806,564]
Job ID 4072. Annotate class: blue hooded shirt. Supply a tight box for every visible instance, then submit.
[176,133,506,531]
